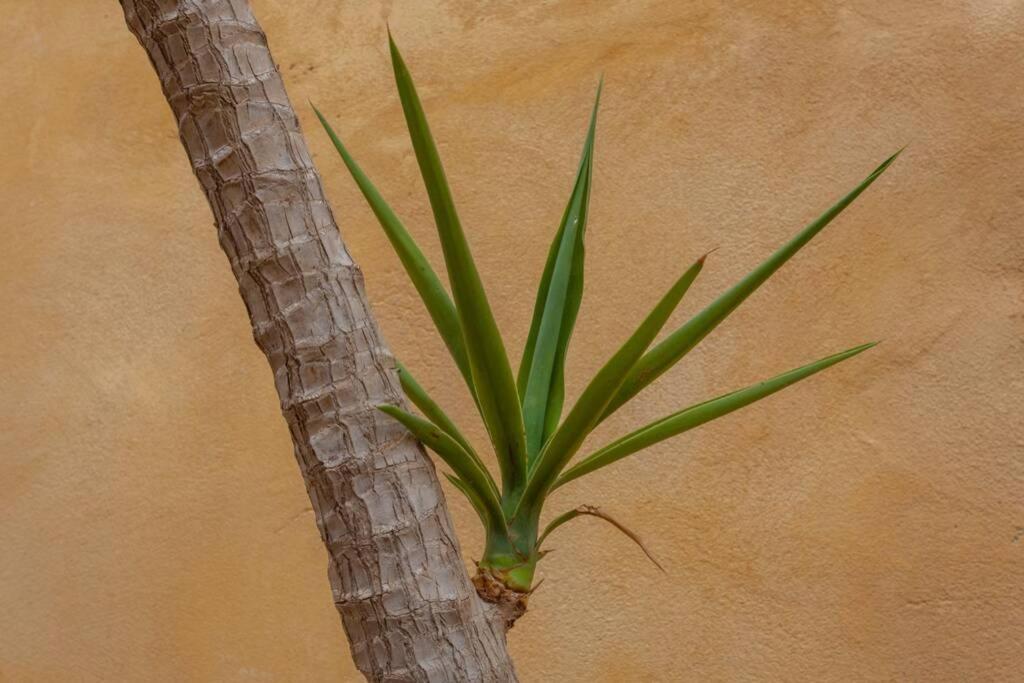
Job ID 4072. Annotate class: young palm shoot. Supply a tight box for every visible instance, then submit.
[315,35,899,613]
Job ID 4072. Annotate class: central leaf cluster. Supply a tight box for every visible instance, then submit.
[314,34,898,592]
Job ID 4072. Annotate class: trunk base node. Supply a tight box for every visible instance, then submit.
[472,567,530,628]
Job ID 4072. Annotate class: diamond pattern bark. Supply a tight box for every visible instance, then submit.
[119,1,517,680]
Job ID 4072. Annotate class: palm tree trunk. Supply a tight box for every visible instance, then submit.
[119,1,517,680]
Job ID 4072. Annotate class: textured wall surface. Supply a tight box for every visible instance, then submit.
[1,1,1021,681]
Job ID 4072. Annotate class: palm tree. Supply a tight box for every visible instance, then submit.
[119,1,518,680]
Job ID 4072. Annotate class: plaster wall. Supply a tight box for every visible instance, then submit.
[1,1,1022,680]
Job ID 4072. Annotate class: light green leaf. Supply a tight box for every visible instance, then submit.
[557,342,877,488]
[519,83,601,459]
[518,255,707,514]
[599,151,902,422]
[389,34,528,495]
[444,473,495,533]
[396,361,497,499]
[378,405,505,530]
[312,105,476,399]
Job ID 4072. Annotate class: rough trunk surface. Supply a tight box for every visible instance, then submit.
[119,1,518,680]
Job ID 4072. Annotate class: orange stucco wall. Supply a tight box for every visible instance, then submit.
[2,1,1022,680]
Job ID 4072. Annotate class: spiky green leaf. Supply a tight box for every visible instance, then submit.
[312,105,476,399]
[396,361,497,497]
[599,151,902,422]
[519,84,601,458]
[389,34,528,494]
[378,405,505,529]
[518,255,707,513]
[557,342,877,488]
[444,473,496,532]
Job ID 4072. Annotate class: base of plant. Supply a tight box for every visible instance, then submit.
[472,565,531,628]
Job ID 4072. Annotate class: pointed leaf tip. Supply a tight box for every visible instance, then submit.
[697,247,721,265]
[387,28,403,60]
[872,148,904,176]
[847,340,880,354]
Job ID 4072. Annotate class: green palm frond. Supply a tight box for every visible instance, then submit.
[388,33,528,497]
[377,404,504,531]
[396,361,489,483]
[556,342,877,489]
[519,82,600,459]
[599,151,900,422]
[313,106,476,399]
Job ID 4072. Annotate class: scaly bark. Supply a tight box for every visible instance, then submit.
[119,1,518,680]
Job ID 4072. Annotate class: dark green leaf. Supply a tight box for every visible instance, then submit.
[600,151,902,422]
[312,105,476,399]
[378,405,505,529]
[557,341,877,488]
[519,83,601,459]
[389,34,528,494]
[444,473,496,533]
[396,361,495,494]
